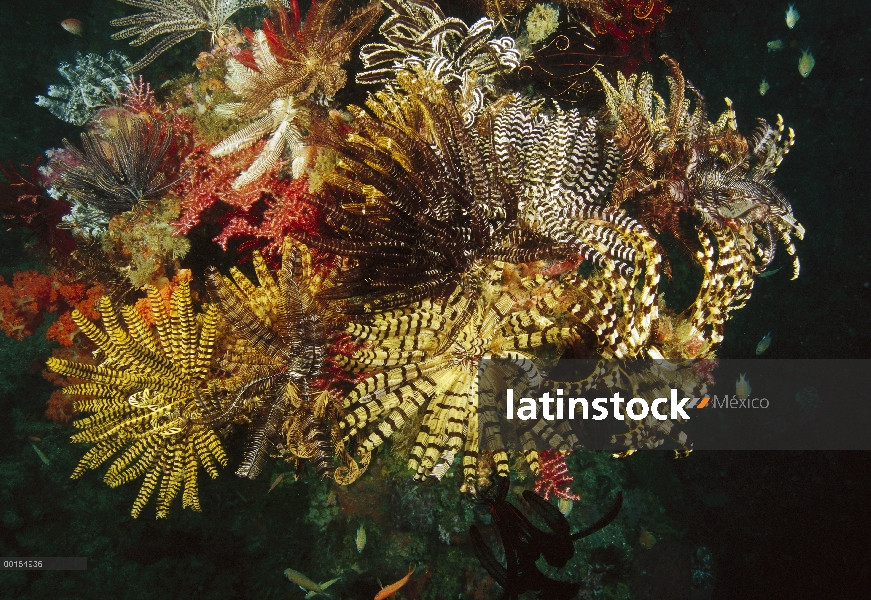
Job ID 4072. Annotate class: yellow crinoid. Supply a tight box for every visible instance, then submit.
[46,280,227,518]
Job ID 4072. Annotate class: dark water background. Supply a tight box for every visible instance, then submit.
[0,1,869,598]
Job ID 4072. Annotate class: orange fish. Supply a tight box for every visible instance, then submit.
[60,18,83,36]
[374,565,415,600]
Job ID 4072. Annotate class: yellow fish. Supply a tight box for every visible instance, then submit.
[767,39,784,51]
[786,4,800,29]
[759,79,770,96]
[284,569,340,598]
[736,374,752,399]
[798,49,815,77]
[356,524,367,553]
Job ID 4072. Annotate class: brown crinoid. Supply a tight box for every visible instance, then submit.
[300,70,567,312]
[595,54,804,280]
[206,239,353,481]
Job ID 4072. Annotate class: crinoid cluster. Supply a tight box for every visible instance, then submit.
[111,0,283,72]
[209,0,383,188]
[46,281,227,518]
[594,55,804,349]
[22,1,807,512]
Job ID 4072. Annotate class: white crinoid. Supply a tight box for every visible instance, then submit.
[211,95,303,189]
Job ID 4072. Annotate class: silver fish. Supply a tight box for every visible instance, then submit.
[356,524,366,553]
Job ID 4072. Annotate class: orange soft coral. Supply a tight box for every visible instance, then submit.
[0,271,58,339]
[45,282,105,346]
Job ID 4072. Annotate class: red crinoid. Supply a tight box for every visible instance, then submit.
[591,1,670,63]
[0,159,75,255]
[533,449,581,501]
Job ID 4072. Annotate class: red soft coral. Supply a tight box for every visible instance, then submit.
[45,282,105,346]
[213,176,320,262]
[0,159,75,255]
[172,145,320,263]
[533,449,581,502]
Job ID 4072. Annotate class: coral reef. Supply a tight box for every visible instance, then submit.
[0,0,804,520]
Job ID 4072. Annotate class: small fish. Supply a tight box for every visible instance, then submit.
[284,569,340,598]
[305,577,340,599]
[785,4,799,29]
[374,565,416,600]
[767,39,784,52]
[798,49,815,78]
[756,331,773,355]
[639,529,657,549]
[28,436,42,442]
[267,473,285,494]
[736,374,752,399]
[759,79,770,96]
[759,266,782,278]
[30,442,50,465]
[558,497,573,516]
[60,18,83,36]
[356,524,367,553]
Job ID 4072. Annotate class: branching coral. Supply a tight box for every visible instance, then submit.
[46,280,228,518]
[36,51,132,125]
[210,0,382,188]
[171,144,319,259]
